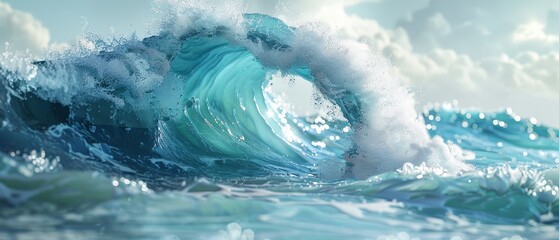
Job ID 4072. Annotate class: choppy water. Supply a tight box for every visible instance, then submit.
[1,1,558,239]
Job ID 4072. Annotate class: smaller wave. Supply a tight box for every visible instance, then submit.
[424,104,559,170]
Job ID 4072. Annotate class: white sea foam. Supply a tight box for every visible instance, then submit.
[215,222,255,240]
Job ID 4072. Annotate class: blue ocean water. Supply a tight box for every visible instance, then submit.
[1,2,558,239]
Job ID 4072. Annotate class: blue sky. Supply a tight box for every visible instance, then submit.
[2,0,559,126]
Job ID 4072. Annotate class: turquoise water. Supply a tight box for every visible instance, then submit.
[1,3,558,240]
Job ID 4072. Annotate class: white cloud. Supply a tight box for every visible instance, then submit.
[394,0,559,57]
[0,2,50,55]
[512,21,559,43]
[482,51,559,92]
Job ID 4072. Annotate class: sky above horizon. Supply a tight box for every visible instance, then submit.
[2,0,559,127]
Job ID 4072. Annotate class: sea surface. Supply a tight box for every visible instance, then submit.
[1,2,558,239]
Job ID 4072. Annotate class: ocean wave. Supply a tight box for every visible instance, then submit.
[0,3,468,179]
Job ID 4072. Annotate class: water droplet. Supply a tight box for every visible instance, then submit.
[529,133,537,140]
